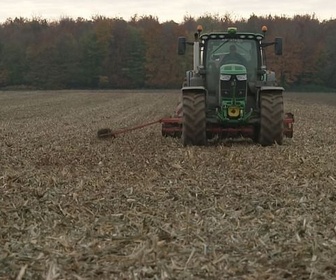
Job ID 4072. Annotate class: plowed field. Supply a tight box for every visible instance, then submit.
[1,90,336,279]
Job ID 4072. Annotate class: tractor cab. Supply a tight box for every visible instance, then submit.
[204,31,260,96]
[201,28,270,121]
[178,26,282,87]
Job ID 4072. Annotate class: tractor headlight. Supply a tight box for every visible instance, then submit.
[220,74,231,81]
[236,74,247,81]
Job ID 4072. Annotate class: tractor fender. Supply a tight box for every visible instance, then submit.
[259,86,284,94]
[182,86,207,95]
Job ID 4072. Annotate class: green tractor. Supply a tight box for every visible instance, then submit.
[162,25,294,146]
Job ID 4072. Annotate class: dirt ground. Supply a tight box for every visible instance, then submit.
[1,90,336,280]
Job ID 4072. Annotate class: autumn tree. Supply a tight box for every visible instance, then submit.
[0,14,335,90]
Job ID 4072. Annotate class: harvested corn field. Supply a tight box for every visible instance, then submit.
[1,90,336,280]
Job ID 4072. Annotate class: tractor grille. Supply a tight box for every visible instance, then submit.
[220,78,246,98]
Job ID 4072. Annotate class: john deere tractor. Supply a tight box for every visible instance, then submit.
[163,25,294,146]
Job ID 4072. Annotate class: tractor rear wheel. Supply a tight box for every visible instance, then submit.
[259,93,284,146]
[182,92,207,146]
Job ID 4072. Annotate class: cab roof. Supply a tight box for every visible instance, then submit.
[200,32,264,41]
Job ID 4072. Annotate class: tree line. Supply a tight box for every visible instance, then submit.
[0,14,335,90]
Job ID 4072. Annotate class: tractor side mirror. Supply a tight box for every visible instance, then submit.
[178,37,186,55]
[274,37,283,55]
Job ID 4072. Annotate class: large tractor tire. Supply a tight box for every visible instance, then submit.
[259,93,284,146]
[182,91,207,146]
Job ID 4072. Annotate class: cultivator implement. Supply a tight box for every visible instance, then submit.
[161,113,294,139]
[97,113,294,142]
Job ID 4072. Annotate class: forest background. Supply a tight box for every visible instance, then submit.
[0,14,335,91]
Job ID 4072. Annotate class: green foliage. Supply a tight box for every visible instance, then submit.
[126,26,146,88]
[0,15,335,89]
[316,20,336,89]
[1,43,28,85]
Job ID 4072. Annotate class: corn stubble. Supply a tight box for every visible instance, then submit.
[1,90,336,279]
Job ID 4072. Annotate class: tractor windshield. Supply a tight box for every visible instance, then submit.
[206,38,258,70]
[204,38,259,94]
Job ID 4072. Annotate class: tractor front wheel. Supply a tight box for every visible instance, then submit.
[182,91,207,146]
[259,93,284,146]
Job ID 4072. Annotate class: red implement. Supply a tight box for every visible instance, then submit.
[97,113,294,140]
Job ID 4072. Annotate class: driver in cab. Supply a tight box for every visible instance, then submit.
[220,44,247,66]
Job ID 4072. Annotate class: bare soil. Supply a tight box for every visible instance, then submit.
[1,90,336,280]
